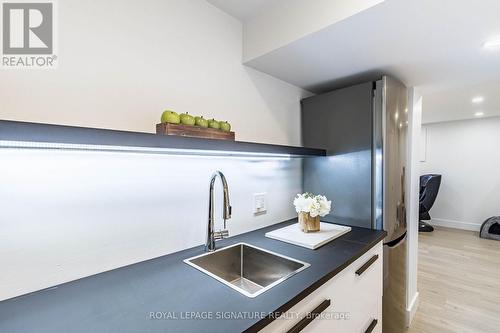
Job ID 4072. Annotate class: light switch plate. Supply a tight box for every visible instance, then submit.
[253,192,267,214]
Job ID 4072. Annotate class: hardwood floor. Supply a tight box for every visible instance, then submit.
[407,226,500,333]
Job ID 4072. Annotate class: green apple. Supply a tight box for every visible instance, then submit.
[195,116,208,128]
[208,119,220,129]
[161,110,180,124]
[219,121,231,132]
[179,112,195,126]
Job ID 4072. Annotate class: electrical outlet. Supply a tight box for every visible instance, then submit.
[253,193,267,214]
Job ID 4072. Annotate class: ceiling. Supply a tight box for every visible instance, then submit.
[423,82,500,123]
[208,0,500,123]
[206,0,278,22]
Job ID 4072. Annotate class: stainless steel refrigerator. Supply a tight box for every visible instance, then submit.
[302,76,408,333]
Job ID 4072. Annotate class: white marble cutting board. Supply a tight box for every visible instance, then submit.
[265,222,351,250]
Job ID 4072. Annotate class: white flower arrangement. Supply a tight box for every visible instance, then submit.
[293,193,332,218]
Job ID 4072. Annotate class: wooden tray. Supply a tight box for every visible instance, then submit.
[156,123,235,141]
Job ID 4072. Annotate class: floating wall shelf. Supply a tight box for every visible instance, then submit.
[0,120,326,158]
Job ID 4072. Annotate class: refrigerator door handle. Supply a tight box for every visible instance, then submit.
[384,231,407,248]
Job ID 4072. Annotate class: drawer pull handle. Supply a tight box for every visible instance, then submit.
[286,299,331,333]
[356,254,379,276]
[364,318,378,333]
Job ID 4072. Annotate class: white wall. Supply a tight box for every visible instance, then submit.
[0,150,301,301]
[406,88,421,326]
[420,117,500,231]
[0,0,310,146]
[0,0,309,301]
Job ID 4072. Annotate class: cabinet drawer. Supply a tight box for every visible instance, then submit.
[350,242,383,298]
[335,243,383,314]
[259,269,352,333]
[259,241,383,333]
[359,300,382,333]
[331,243,383,332]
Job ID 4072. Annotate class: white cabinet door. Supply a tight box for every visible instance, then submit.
[344,243,383,332]
[260,241,383,333]
[259,261,353,333]
[306,242,383,333]
[358,299,382,333]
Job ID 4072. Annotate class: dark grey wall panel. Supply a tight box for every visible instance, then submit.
[301,82,374,228]
[303,152,372,228]
[301,82,373,155]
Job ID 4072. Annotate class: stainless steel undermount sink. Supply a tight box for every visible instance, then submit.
[184,243,310,298]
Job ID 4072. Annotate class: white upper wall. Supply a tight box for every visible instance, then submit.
[0,0,310,146]
[420,117,500,231]
[242,0,384,62]
[0,0,309,301]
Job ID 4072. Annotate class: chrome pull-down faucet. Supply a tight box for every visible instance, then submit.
[206,171,231,252]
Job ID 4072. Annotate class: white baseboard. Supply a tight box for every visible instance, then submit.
[430,218,481,232]
[406,292,419,327]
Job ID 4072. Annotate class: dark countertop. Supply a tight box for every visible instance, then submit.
[0,219,386,333]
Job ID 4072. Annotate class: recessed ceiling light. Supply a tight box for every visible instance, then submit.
[474,111,484,117]
[484,37,500,50]
[472,96,484,104]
